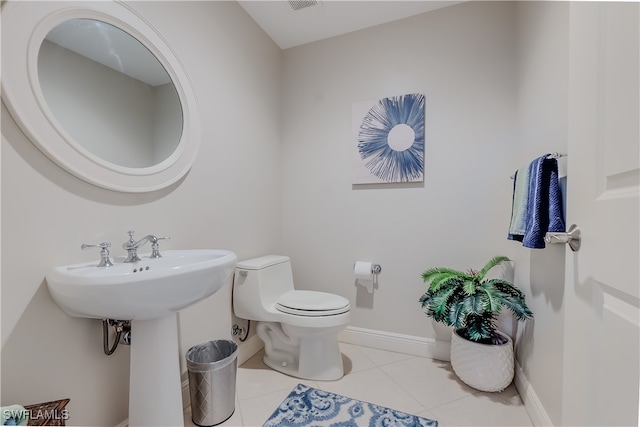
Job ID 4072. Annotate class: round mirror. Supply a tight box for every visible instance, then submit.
[2,2,201,192]
[39,19,183,168]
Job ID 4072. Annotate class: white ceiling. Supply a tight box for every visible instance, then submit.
[237,1,463,49]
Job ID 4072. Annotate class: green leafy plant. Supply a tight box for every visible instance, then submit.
[419,256,533,345]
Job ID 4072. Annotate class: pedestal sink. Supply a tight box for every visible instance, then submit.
[47,249,237,427]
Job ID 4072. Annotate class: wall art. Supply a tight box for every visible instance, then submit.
[352,93,425,184]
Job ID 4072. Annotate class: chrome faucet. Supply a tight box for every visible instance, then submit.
[81,242,114,267]
[122,230,170,263]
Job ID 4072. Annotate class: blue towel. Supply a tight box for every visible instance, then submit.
[508,154,565,248]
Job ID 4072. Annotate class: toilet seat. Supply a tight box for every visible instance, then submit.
[276,290,350,317]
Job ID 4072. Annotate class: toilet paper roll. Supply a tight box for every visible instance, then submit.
[354,261,374,293]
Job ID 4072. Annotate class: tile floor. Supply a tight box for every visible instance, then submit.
[184,342,534,427]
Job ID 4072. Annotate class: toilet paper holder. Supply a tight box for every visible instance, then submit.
[354,263,382,274]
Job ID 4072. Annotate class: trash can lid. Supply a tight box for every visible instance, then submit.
[186,340,238,366]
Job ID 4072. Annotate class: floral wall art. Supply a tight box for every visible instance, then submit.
[352,93,425,184]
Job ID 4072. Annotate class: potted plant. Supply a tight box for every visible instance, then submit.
[419,255,533,392]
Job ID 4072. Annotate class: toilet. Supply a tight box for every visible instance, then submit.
[233,255,350,381]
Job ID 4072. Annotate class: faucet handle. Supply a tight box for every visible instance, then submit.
[150,236,170,258]
[81,242,114,267]
[81,242,111,250]
[126,230,135,242]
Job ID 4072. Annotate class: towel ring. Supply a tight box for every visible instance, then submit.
[510,153,566,179]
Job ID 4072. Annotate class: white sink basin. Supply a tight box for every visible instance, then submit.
[47,249,237,320]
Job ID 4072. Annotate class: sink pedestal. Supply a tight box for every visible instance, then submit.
[129,314,184,427]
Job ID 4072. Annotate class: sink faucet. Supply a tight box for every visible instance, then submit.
[81,242,114,267]
[122,231,170,263]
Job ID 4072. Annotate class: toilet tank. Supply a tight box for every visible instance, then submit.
[233,255,295,320]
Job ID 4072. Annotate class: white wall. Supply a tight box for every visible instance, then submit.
[512,3,569,425]
[280,1,518,342]
[1,2,281,425]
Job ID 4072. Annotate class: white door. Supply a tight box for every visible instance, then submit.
[562,3,639,426]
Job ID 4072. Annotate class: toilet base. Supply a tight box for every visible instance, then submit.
[257,321,345,381]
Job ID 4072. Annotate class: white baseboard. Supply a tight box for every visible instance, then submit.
[514,361,553,426]
[338,326,451,361]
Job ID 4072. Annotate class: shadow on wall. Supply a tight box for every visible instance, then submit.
[530,247,566,311]
[354,282,377,309]
[1,281,130,426]
[517,245,566,366]
[494,261,519,340]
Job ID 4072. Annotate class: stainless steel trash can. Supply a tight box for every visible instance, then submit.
[186,340,238,426]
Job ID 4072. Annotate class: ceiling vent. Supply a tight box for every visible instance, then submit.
[288,0,318,11]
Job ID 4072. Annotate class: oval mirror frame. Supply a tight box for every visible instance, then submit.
[1,1,201,193]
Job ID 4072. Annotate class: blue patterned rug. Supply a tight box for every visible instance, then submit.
[263,384,438,427]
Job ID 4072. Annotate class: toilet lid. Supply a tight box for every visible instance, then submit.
[276,290,350,317]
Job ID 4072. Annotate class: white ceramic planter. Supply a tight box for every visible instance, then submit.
[450,329,514,392]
